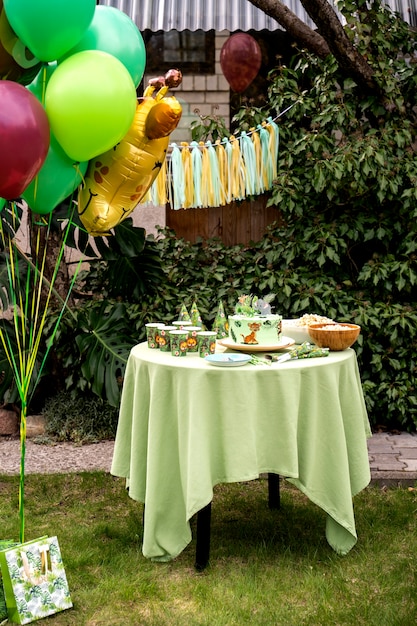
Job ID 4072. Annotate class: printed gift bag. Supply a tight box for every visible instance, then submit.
[0,541,18,622]
[0,536,72,624]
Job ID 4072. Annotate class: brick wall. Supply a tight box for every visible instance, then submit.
[144,31,231,144]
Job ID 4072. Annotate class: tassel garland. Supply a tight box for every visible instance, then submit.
[146,115,280,210]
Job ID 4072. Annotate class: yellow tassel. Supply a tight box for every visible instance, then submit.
[181,142,194,208]
[200,141,211,207]
[265,119,279,181]
[229,136,245,201]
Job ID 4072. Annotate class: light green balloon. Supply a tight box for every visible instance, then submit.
[45,50,137,162]
[22,135,88,214]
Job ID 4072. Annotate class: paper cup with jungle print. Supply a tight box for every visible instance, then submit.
[197,331,217,357]
[158,326,176,352]
[169,330,189,356]
[145,323,165,348]
[186,326,202,352]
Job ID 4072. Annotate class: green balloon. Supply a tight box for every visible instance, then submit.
[45,50,137,162]
[22,134,88,214]
[61,5,146,88]
[3,0,96,62]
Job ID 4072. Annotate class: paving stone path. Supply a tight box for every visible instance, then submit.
[0,432,416,486]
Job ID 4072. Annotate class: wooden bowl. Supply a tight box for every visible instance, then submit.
[308,322,361,351]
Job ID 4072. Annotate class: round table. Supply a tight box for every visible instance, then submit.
[111,342,371,562]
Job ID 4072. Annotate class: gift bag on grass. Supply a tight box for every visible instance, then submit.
[0,541,19,622]
[0,536,72,624]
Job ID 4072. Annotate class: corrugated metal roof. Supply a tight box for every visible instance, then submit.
[98,0,314,31]
[98,0,416,31]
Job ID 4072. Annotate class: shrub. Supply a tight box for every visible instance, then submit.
[42,390,119,443]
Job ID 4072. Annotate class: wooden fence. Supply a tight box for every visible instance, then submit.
[165,194,282,246]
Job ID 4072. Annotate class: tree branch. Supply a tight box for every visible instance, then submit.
[299,0,379,93]
[247,0,380,94]
[246,0,331,58]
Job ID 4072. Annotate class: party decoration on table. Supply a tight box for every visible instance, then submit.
[45,49,137,162]
[190,301,204,328]
[212,300,228,339]
[288,342,330,359]
[3,0,96,62]
[178,303,191,322]
[77,69,182,235]
[247,343,329,366]
[220,33,262,93]
[61,5,146,88]
[0,536,72,624]
[0,81,50,200]
[0,0,41,84]
[234,293,275,317]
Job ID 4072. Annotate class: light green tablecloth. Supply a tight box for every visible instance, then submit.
[111,342,371,561]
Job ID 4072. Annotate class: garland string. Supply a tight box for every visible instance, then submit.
[146,109,292,210]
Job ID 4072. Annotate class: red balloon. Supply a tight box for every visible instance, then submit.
[220,33,262,93]
[0,80,50,199]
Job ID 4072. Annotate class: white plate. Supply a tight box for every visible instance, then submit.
[218,336,296,352]
[205,353,251,367]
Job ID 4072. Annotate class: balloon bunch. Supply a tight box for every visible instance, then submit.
[0,0,157,229]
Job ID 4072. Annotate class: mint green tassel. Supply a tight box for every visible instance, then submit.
[240,131,258,196]
[207,141,223,207]
[169,143,185,210]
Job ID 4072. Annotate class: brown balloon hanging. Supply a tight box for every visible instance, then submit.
[220,33,262,93]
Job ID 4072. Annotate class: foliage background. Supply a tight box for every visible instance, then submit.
[0,0,416,435]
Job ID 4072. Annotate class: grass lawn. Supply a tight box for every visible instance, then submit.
[0,473,416,625]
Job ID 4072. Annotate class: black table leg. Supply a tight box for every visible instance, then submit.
[268,473,280,509]
[195,502,212,571]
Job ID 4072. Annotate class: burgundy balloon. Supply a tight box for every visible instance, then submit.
[220,33,262,93]
[0,80,50,199]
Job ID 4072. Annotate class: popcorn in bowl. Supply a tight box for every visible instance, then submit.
[291,314,334,327]
[282,314,334,344]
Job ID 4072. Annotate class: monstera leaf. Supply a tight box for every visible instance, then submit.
[75,301,134,407]
[93,219,164,302]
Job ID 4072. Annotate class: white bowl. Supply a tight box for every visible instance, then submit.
[281,320,311,344]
